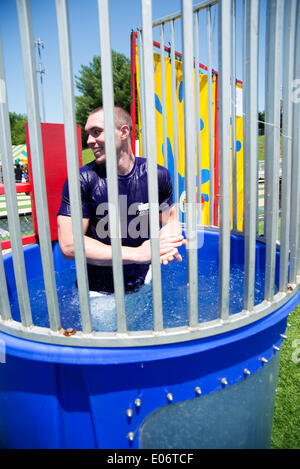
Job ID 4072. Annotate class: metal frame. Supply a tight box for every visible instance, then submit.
[55,0,92,333]
[17,0,61,331]
[243,0,259,312]
[0,0,299,347]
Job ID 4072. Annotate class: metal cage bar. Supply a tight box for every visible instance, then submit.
[97,0,127,332]
[55,0,92,333]
[289,0,300,284]
[0,34,32,326]
[243,0,259,312]
[182,0,198,327]
[231,0,237,231]
[137,29,147,157]
[170,19,179,217]
[16,0,61,331]
[152,0,218,28]
[141,0,163,331]
[194,10,202,226]
[206,6,214,226]
[160,23,168,170]
[0,243,11,321]
[264,0,284,301]
[218,0,231,320]
[279,0,297,291]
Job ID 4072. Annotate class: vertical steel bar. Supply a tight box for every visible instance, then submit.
[17,0,62,331]
[182,0,198,326]
[255,2,261,237]
[170,20,179,218]
[207,6,214,226]
[97,0,127,332]
[231,0,237,231]
[264,0,284,301]
[0,34,31,326]
[243,0,259,311]
[0,243,11,321]
[218,0,231,320]
[141,0,163,330]
[289,0,300,284]
[279,0,297,291]
[160,23,168,170]
[55,0,92,332]
[194,10,202,226]
[137,29,147,156]
[256,7,260,237]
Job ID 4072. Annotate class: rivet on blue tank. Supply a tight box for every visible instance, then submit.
[166,393,173,402]
[280,334,288,339]
[260,357,268,364]
[127,432,134,442]
[134,398,142,408]
[126,409,133,418]
[194,386,202,395]
[221,378,228,386]
[243,368,251,376]
[273,345,280,351]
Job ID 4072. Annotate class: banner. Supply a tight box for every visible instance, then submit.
[136,48,244,231]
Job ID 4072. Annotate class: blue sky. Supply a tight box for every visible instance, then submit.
[0,0,266,124]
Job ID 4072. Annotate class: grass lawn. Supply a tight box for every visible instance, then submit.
[271,303,300,448]
[258,134,265,160]
[258,134,282,160]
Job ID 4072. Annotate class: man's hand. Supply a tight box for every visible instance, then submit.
[159,205,186,265]
[136,234,186,265]
[159,232,186,265]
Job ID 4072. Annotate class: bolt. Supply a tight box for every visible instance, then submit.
[221,378,228,386]
[194,386,202,395]
[243,368,251,376]
[127,432,134,442]
[63,328,76,337]
[260,357,268,364]
[280,334,287,339]
[126,409,133,418]
[166,393,173,402]
[134,398,142,408]
[273,345,280,351]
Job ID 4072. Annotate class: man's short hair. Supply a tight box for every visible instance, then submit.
[89,106,132,136]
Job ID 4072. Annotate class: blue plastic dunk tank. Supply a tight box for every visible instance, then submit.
[0,229,299,449]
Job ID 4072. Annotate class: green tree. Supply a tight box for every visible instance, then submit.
[9,112,27,144]
[75,51,131,147]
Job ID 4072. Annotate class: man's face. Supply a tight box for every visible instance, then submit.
[85,110,107,165]
[85,110,124,165]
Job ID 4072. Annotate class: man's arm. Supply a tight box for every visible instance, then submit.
[57,215,184,266]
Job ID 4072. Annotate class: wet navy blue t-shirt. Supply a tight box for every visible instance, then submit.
[57,156,173,293]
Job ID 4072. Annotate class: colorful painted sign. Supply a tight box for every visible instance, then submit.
[135,48,244,230]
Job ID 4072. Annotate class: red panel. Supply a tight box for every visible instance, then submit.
[25,123,82,241]
[0,182,32,196]
[1,235,37,251]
